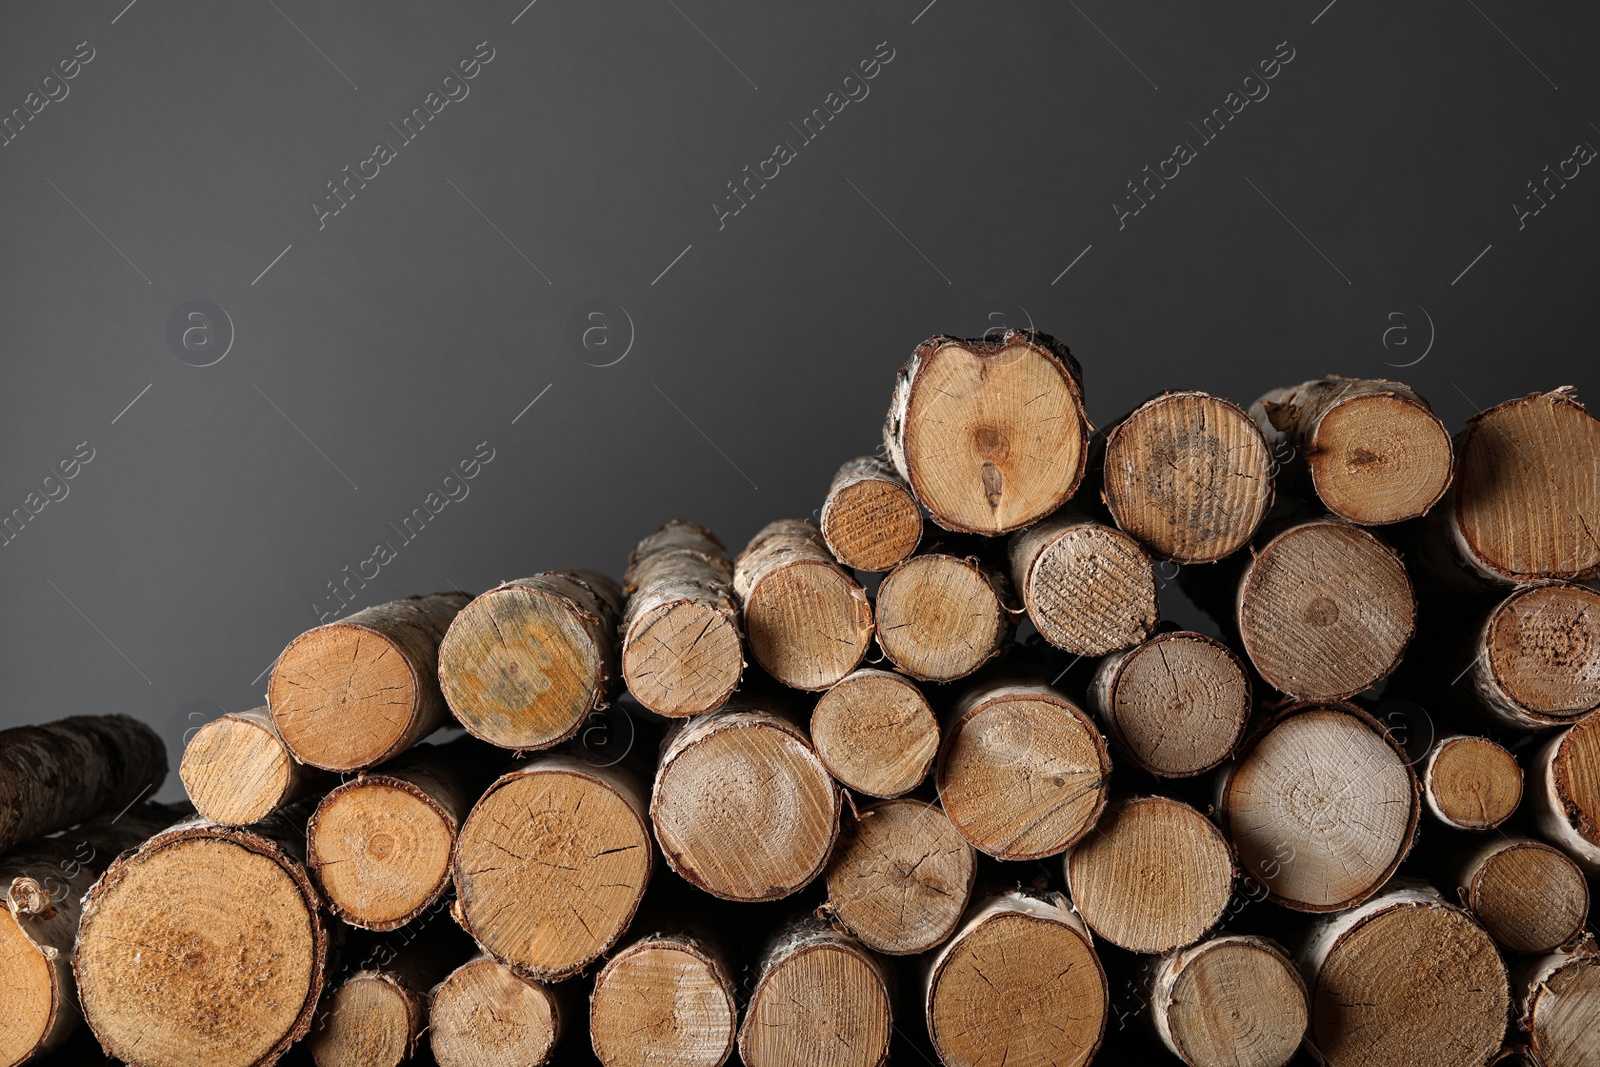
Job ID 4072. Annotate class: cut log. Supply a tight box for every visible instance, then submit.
[1452,836,1589,955]
[1470,582,1600,729]
[452,755,651,979]
[1442,387,1600,584]
[308,736,498,932]
[874,551,1014,682]
[1063,796,1234,954]
[823,798,976,955]
[0,714,167,854]
[621,520,743,719]
[0,803,178,1067]
[437,572,622,750]
[1529,712,1600,873]
[810,668,938,798]
[1300,883,1510,1067]
[819,455,923,571]
[925,890,1107,1067]
[936,679,1111,860]
[1219,703,1419,912]
[1151,934,1308,1067]
[1235,517,1415,699]
[738,918,893,1067]
[429,954,563,1067]
[1088,630,1251,777]
[1101,390,1275,562]
[74,807,329,1067]
[1008,512,1159,656]
[733,520,873,691]
[181,708,333,827]
[1422,735,1523,830]
[884,328,1091,535]
[1518,939,1600,1067]
[1252,377,1453,525]
[269,592,469,772]
[651,701,841,901]
[589,931,736,1067]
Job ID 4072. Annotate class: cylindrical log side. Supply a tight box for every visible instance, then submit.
[0,714,167,854]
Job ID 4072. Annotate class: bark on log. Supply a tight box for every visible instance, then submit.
[429,954,563,1067]
[269,593,469,772]
[1219,702,1419,912]
[936,679,1111,860]
[1469,582,1600,729]
[874,551,1014,682]
[1517,939,1600,1067]
[0,803,179,1067]
[823,798,976,955]
[1440,387,1600,584]
[883,328,1091,535]
[452,754,650,979]
[1100,390,1275,562]
[1151,934,1308,1067]
[1088,630,1251,777]
[1252,376,1453,525]
[1529,712,1600,873]
[810,668,938,798]
[0,714,167,855]
[1008,511,1159,656]
[1234,516,1416,699]
[589,930,737,1067]
[620,520,743,719]
[733,520,873,691]
[924,890,1107,1067]
[438,572,622,750]
[820,455,923,572]
[1299,883,1510,1067]
[181,708,334,827]
[1451,835,1589,955]
[307,735,499,932]
[1423,735,1523,830]
[650,700,841,901]
[74,807,330,1067]
[1063,796,1234,954]
[737,918,893,1067]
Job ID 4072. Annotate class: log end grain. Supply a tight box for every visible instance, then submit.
[1465,841,1589,955]
[1523,949,1600,1067]
[1424,736,1523,830]
[737,521,874,691]
[179,710,303,827]
[0,910,60,1067]
[622,598,742,718]
[824,799,976,955]
[308,975,420,1067]
[1306,389,1453,525]
[1065,796,1234,954]
[885,330,1090,535]
[1155,935,1308,1067]
[430,956,561,1067]
[874,554,1011,682]
[308,781,455,932]
[820,456,923,571]
[1221,705,1419,912]
[810,669,938,798]
[1103,391,1274,562]
[1239,519,1416,699]
[589,936,736,1067]
[1011,518,1159,656]
[738,926,892,1067]
[937,683,1111,860]
[1537,713,1600,872]
[1481,583,1600,726]
[1091,631,1251,777]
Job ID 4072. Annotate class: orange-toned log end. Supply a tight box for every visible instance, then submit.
[820,456,923,572]
[811,669,939,799]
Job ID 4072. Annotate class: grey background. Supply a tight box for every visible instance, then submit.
[2,0,1597,803]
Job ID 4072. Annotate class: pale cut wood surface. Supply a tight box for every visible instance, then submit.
[810,668,938,798]
[1009,512,1159,656]
[181,708,332,827]
[429,954,562,1067]
[874,552,1013,682]
[820,455,923,571]
[1519,942,1600,1067]
[738,919,893,1067]
[1152,934,1308,1067]
[589,932,736,1067]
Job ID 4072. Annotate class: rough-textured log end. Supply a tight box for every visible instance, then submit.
[430,956,561,1067]
[885,329,1090,535]
[824,799,975,955]
[736,521,873,691]
[1463,839,1589,955]
[651,705,841,901]
[926,893,1107,1067]
[1090,631,1251,777]
[738,923,892,1067]
[1009,517,1159,656]
[874,553,1012,682]
[1521,946,1600,1067]
[309,781,455,932]
[1103,391,1275,562]
[307,975,420,1067]
[937,682,1111,860]
[1238,518,1415,699]
[810,669,938,798]
[1476,583,1600,728]
[0,910,61,1067]
[1221,704,1419,912]
[1424,736,1522,830]
[1533,714,1600,873]
[820,456,923,571]
[1065,796,1234,954]
[590,935,737,1067]
[180,709,316,827]
[1154,935,1308,1067]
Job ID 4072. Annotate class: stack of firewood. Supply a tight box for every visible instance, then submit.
[3,329,1598,1067]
